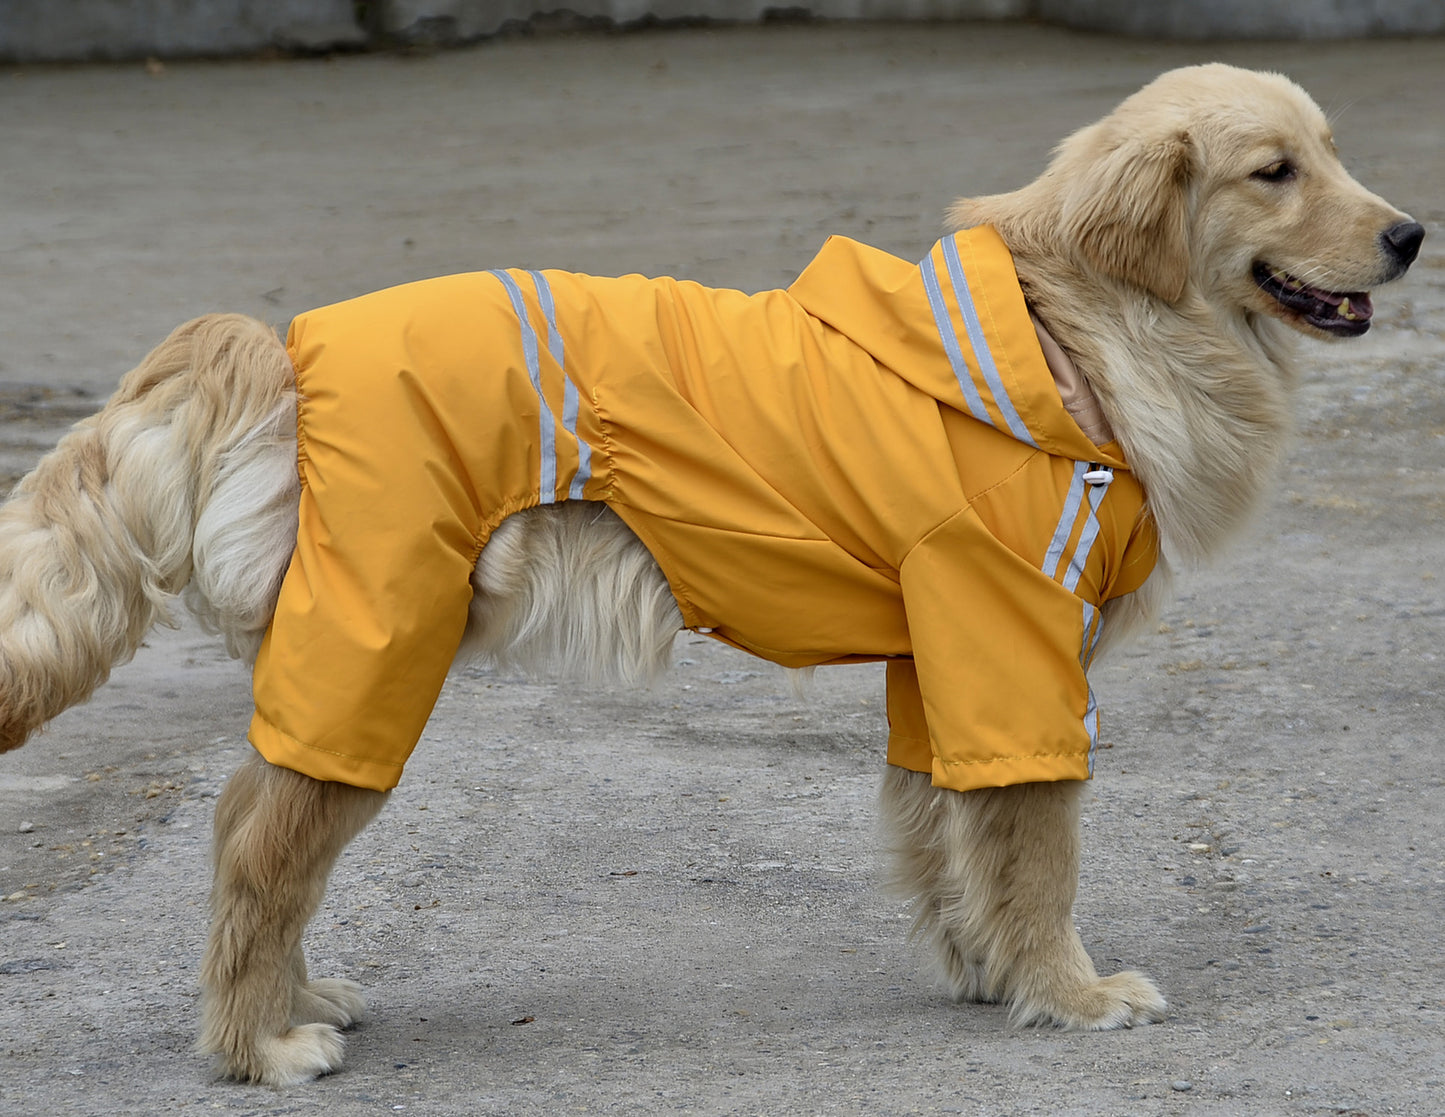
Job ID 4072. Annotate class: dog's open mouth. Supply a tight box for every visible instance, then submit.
[1252,263,1373,337]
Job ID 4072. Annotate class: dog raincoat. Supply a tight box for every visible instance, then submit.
[248,226,1158,793]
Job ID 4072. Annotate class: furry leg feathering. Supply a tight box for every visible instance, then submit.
[0,314,299,752]
[881,766,1167,1028]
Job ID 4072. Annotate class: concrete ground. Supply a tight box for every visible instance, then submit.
[1,22,1442,1117]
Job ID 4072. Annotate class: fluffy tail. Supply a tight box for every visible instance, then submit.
[0,314,299,752]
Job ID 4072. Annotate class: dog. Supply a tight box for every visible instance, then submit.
[0,63,1423,1085]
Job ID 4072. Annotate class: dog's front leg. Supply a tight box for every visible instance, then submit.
[881,766,1165,1029]
[199,753,387,1085]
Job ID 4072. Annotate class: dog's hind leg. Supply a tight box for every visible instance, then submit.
[881,766,1166,1030]
[200,753,386,1085]
[0,314,296,751]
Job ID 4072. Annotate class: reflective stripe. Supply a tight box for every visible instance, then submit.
[939,236,1037,448]
[1041,461,1089,580]
[920,252,993,427]
[1049,468,1114,776]
[1043,461,1113,592]
[1080,598,1106,669]
[490,269,558,504]
[1073,477,1115,776]
[1084,682,1101,776]
[529,270,592,500]
[1062,481,1109,594]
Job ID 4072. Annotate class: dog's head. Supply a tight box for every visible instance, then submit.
[953,64,1423,339]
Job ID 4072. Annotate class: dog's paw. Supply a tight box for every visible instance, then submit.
[1011,970,1168,1031]
[231,1023,347,1086]
[293,978,366,1029]
[937,943,997,1005]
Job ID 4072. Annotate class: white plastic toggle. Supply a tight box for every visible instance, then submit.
[1082,464,1113,486]
[696,626,714,634]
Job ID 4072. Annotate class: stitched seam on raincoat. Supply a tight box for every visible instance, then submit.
[959,450,1039,506]
[588,393,620,504]
[602,511,704,630]
[580,398,703,624]
[606,506,831,546]
[256,716,404,772]
[895,504,970,578]
[291,368,311,487]
[1115,540,1155,585]
[899,443,1056,567]
[474,493,553,565]
[935,748,1088,770]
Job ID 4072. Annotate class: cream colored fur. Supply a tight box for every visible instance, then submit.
[0,314,297,751]
[0,64,1420,1084]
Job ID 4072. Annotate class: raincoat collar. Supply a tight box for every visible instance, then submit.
[788,226,1128,469]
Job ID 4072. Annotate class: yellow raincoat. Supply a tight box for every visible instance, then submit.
[248,226,1158,793]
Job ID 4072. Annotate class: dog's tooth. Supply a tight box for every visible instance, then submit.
[1339,297,1356,320]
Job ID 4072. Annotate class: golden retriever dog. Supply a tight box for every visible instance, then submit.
[0,63,1423,1085]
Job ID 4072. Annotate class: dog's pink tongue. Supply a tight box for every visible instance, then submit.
[1313,287,1374,321]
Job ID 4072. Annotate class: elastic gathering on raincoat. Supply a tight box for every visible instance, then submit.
[246,225,1158,794]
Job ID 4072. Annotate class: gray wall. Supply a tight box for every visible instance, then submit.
[0,0,365,61]
[1039,0,1445,39]
[377,0,1025,46]
[2,0,1440,62]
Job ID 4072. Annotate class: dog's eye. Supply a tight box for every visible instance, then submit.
[1251,160,1296,183]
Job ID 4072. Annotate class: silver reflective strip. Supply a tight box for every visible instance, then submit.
[529,270,591,500]
[490,269,558,504]
[1075,486,1110,777]
[1079,601,1096,668]
[939,236,1037,448]
[921,252,993,426]
[1041,461,1089,580]
[1054,470,1113,777]
[1080,598,1106,669]
[1062,481,1110,594]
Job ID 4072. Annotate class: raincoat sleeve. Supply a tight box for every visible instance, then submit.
[1107,504,1161,599]
[885,507,1098,792]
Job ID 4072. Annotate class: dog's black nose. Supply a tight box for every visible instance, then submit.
[1382,220,1425,270]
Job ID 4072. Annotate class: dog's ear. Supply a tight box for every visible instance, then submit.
[1061,128,1196,303]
